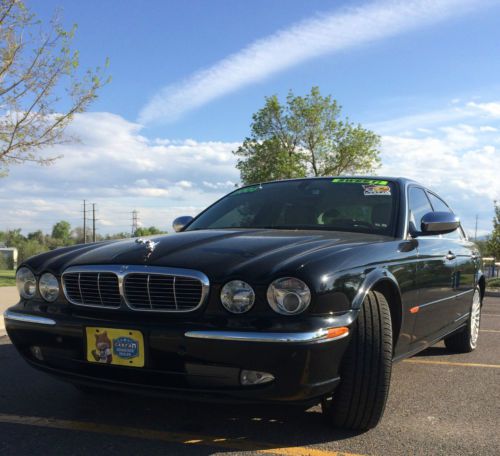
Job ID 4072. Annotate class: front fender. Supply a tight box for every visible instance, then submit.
[351,268,402,310]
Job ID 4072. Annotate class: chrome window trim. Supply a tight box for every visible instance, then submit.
[184,328,349,343]
[4,310,56,326]
[61,265,210,313]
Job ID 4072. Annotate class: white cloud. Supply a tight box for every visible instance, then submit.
[377,123,500,236]
[467,101,500,117]
[369,99,500,135]
[0,112,240,234]
[139,0,487,124]
[479,126,498,132]
[2,98,500,238]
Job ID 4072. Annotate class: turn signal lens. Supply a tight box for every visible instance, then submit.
[326,327,349,339]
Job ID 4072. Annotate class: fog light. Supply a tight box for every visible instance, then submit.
[240,369,275,386]
[30,345,44,361]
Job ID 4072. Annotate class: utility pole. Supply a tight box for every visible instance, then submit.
[474,214,478,241]
[92,203,96,243]
[83,200,87,244]
[131,210,139,237]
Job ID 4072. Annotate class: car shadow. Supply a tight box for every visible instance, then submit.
[414,345,449,357]
[0,339,363,454]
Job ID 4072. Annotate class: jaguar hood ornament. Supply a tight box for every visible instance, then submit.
[135,238,159,260]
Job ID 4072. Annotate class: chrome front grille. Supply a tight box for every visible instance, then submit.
[61,265,209,312]
[124,274,203,310]
[63,272,121,308]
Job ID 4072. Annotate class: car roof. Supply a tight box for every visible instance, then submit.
[243,176,421,188]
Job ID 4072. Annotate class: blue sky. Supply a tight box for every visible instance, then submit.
[2,0,500,235]
[32,0,500,139]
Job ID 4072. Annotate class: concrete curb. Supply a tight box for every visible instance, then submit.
[0,315,6,338]
[485,290,500,298]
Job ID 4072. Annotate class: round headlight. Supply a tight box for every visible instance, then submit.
[16,267,37,299]
[39,272,60,302]
[267,277,311,315]
[221,280,255,314]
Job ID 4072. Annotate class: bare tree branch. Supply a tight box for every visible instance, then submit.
[0,0,109,175]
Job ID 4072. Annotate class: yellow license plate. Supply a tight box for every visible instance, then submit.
[86,327,145,368]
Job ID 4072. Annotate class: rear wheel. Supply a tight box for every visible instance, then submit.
[322,290,393,431]
[444,287,481,353]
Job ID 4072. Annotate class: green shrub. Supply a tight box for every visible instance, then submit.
[486,277,500,288]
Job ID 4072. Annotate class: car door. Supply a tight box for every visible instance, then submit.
[409,187,457,343]
[453,236,478,315]
[426,192,476,318]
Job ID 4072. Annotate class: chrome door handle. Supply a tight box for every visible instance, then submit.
[446,251,456,261]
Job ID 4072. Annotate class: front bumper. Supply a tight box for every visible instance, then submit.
[4,305,354,404]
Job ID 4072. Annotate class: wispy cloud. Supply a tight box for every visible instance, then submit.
[368,99,500,134]
[138,0,489,124]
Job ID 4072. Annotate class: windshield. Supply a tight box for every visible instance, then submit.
[186,178,398,235]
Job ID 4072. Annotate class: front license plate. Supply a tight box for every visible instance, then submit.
[85,327,145,368]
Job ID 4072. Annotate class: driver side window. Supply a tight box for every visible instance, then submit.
[408,187,433,233]
[427,192,463,240]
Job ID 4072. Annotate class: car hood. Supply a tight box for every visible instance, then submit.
[29,229,391,282]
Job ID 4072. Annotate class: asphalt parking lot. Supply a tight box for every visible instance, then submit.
[0,293,499,456]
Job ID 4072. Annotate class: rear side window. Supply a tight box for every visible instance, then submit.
[408,187,433,232]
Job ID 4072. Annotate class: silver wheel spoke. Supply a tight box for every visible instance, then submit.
[470,290,481,348]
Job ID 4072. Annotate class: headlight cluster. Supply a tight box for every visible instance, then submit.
[16,267,37,299]
[267,277,311,315]
[39,273,60,302]
[221,280,255,314]
[16,267,60,302]
[220,277,311,315]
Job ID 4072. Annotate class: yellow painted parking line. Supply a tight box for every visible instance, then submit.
[480,329,500,333]
[484,314,500,317]
[404,359,500,369]
[0,413,363,456]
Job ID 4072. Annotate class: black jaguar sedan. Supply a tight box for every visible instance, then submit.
[4,177,484,431]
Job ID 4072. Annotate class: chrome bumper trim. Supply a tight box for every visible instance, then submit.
[184,328,349,343]
[3,310,56,326]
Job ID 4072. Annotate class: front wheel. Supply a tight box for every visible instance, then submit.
[322,290,393,431]
[444,287,482,353]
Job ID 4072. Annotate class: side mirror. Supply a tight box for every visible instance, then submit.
[420,211,460,235]
[172,216,193,233]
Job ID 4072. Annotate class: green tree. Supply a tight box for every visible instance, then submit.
[18,238,48,263]
[235,137,306,184]
[51,220,71,241]
[134,226,166,237]
[0,0,109,176]
[104,232,130,240]
[234,87,381,185]
[487,201,500,259]
[27,230,45,244]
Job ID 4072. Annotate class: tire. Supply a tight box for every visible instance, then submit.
[444,287,482,353]
[322,290,393,431]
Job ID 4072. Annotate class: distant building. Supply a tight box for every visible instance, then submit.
[0,247,18,269]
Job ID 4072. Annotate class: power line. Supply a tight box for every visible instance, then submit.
[83,200,87,244]
[92,203,97,243]
[131,210,139,236]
